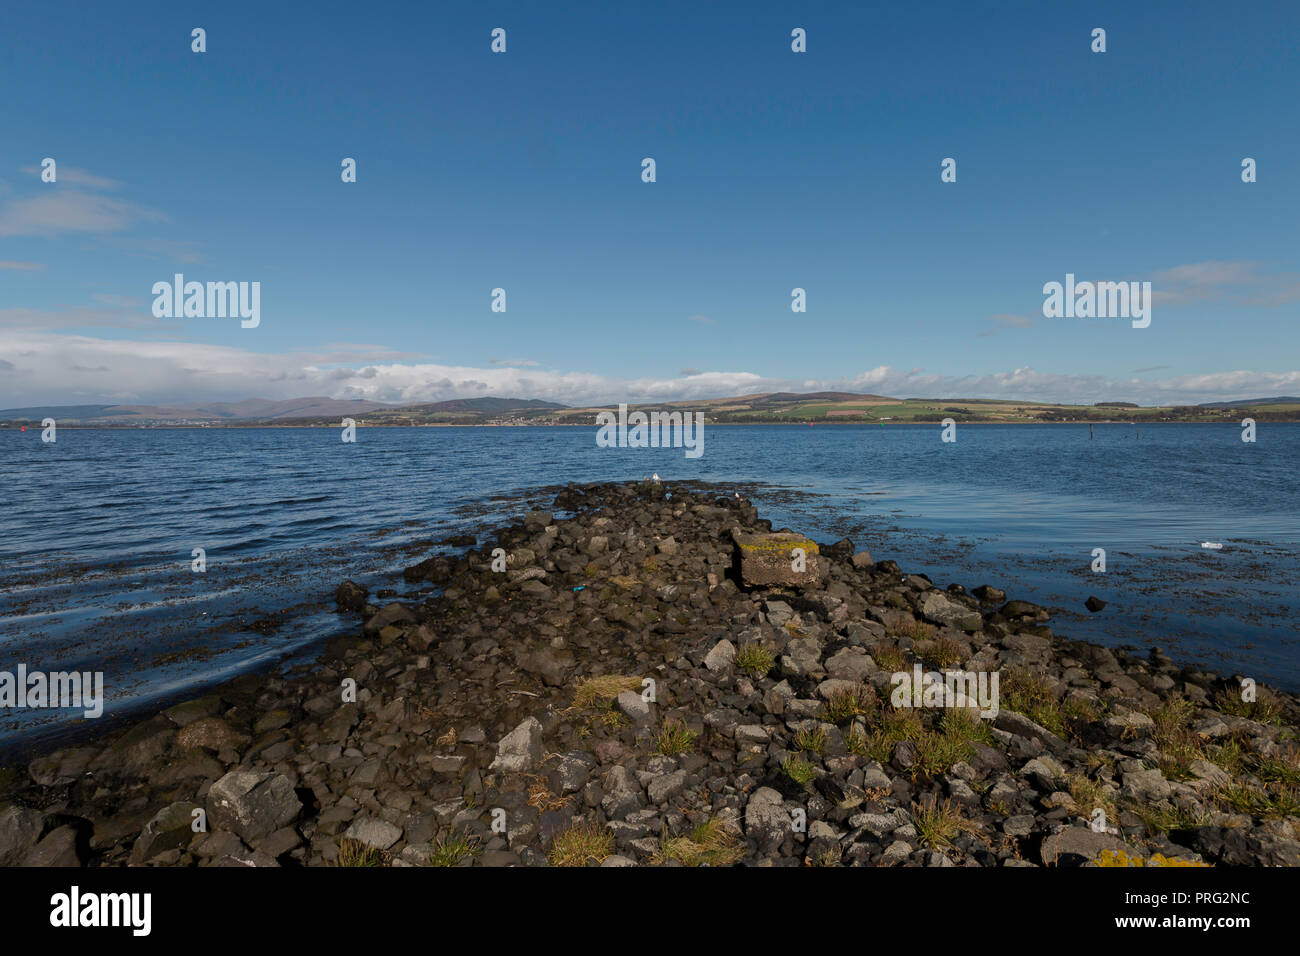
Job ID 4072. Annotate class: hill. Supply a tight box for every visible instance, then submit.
[3,392,1298,426]
[1197,396,1300,408]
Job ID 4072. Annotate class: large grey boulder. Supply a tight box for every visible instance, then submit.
[344,816,403,851]
[1040,827,1132,866]
[489,717,544,773]
[732,531,826,587]
[20,825,86,867]
[745,787,789,850]
[131,801,201,863]
[206,771,301,842]
[918,591,982,632]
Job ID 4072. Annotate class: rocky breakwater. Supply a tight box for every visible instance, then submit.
[2,479,1299,867]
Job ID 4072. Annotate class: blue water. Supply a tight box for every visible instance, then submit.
[1,423,1297,751]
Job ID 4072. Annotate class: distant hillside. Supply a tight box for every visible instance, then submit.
[747,391,894,406]
[4,391,1299,426]
[0,404,117,421]
[396,398,567,414]
[1197,396,1300,408]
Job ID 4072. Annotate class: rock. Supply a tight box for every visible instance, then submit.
[519,579,553,599]
[335,580,369,612]
[177,716,249,753]
[616,691,653,724]
[27,747,96,786]
[646,770,686,804]
[825,648,874,682]
[849,812,897,837]
[215,848,281,867]
[363,601,416,635]
[735,724,771,746]
[704,640,737,674]
[1004,815,1035,838]
[1084,595,1107,613]
[1121,768,1171,803]
[781,637,824,678]
[554,752,596,794]
[0,806,45,866]
[524,510,552,531]
[593,739,626,764]
[1195,824,1300,867]
[851,551,874,569]
[880,840,913,866]
[995,710,1067,754]
[94,716,175,778]
[489,717,544,773]
[1188,760,1230,790]
[518,648,572,686]
[1192,716,1230,740]
[206,771,302,843]
[194,830,246,860]
[344,816,403,851]
[1103,711,1155,739]
[823,537,855,561]
[744,787,788,850]
[508,567,547,584]
[601,765,644,819]
[861,765,892,791]
[1001,600,1048,621]
[816,678,861,701]
[764,600,795,627]
[892,740,917,771]
[732,531,826,587]
[917,591,982,631]
[131,802,201,863]
[20,825,86,867]
[1040,827,1132,866]
[429,755,466,774]
[1020,756,1066,791]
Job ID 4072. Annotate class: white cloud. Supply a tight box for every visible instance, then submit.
[1,332,1296,409]
[102,237,204,264]
[977,313,1034,338]
[20,165,124,190]
[0,190,166,237]
[90,294,145,307]
[488,357,540,367]
[0,304,167,332]
[1151,260,1300,307]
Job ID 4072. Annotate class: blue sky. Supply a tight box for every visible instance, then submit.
[2,0,1298,407]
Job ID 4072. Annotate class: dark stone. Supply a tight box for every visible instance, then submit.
[334,579,369,612]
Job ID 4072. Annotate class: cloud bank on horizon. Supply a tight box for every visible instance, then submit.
[2,330,1296,409]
